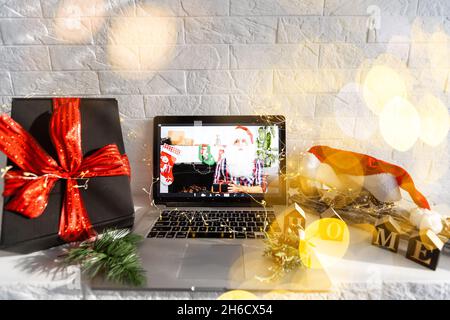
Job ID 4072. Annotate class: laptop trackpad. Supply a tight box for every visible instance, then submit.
[178,244,244,280]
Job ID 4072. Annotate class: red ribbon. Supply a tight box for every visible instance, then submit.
[308,145,430,210]
[0,98,131,242]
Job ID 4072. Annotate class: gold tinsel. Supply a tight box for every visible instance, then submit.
[290,179,450,241]
[262,178,450,280]
[260,228,304,282]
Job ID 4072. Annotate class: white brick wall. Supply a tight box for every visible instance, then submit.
[0,0,448,204]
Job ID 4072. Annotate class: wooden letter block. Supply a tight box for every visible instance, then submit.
[372,216,401,253]
[406,230,444,271]
[283,202,306,235]
[319,208,344,241]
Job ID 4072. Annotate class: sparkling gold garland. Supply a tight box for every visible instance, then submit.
[290,182,450,240]
[262,181,450,280]
[259,228,304,282]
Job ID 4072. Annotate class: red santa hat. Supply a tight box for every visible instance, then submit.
[234,126,254,144]
[300,145,443,234]
[307,145,429,209]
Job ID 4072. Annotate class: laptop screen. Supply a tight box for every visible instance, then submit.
[154,116,286,205]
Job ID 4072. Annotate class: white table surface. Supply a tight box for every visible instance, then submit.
[0,196,449,300]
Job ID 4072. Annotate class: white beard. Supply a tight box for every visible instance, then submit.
[225,145,256,179]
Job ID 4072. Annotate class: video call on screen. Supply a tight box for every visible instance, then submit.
[159,124,281,198]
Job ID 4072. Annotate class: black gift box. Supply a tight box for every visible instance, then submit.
[0,98,135,253]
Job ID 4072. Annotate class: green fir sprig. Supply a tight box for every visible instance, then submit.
[63,228,146,287]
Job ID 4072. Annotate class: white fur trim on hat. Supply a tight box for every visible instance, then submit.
[410,208,443,234]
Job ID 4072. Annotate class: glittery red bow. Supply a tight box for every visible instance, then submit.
[0,98,131,242]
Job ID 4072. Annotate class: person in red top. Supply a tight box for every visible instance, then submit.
[214,126,267,194]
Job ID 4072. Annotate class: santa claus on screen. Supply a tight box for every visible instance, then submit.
[214,126,267,194]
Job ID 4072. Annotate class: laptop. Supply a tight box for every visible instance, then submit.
[93,115,331,291]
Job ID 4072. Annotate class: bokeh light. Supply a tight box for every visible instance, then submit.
[379,96,421,152]
[217,290,257,300]
[299,218,350,269]
[416,94,449,147]
[54,0,106,43]
[409,140,449,184]
[107,5,178,72]
[362,65,408,115]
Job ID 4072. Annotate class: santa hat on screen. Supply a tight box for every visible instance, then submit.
[232,126,254,144]
[299,145,443,234]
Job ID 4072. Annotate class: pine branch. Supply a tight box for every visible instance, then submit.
[62,228,146,287]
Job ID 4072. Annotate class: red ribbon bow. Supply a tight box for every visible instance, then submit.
[0,98,131,242]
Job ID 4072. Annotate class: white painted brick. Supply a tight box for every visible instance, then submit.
[277,16,367,44]
[41,0,136,17]
[314,94,338,118]
[230,94,316,118]
[50,46,111,70]
[98,71,185,94]
[113,95,145,119]
[320,43,409,68]
[108,0,137,15]
[186,71,231,94]
[0,19,48,45]
[0,72,12,95]
[0,0,446,203]
[231,0,324,16]
[136,0,229,16]
[140,45,228,70]
[0,0,42,17]
[0,47,50,71]
[418,0,450,16]
[105,45,141,70]
[411,17,450,39]
[370,16,413,43]
[230,44,319,69]
[136,0,187,16]
[185,17,277,44]
[41,0,104,17]
[324,0,418,16]
[0,97,11,112]
[229,95,264,115]
[409,43,450,68]
[186,70,272,94]
[144,95,229,117]
[409,92,449,111]
[11,71,100,95]
[120,119,153,194]
[48,18,95,44]
[0,18,93,45]
[408,68,449,92]
[230,94,318,142]
[273,69,356,94]
[447,70,450,93]
[73,95,144,119]
[93,17,183,45]
[277,17,321,43]
[314,94,380,144]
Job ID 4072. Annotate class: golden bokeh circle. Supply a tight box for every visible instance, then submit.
[299,218,350,269]
[379,96,421,152]
[416,93,449,147]
[217,290,258,300]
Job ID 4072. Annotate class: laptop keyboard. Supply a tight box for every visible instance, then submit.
[147,209,281,239]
